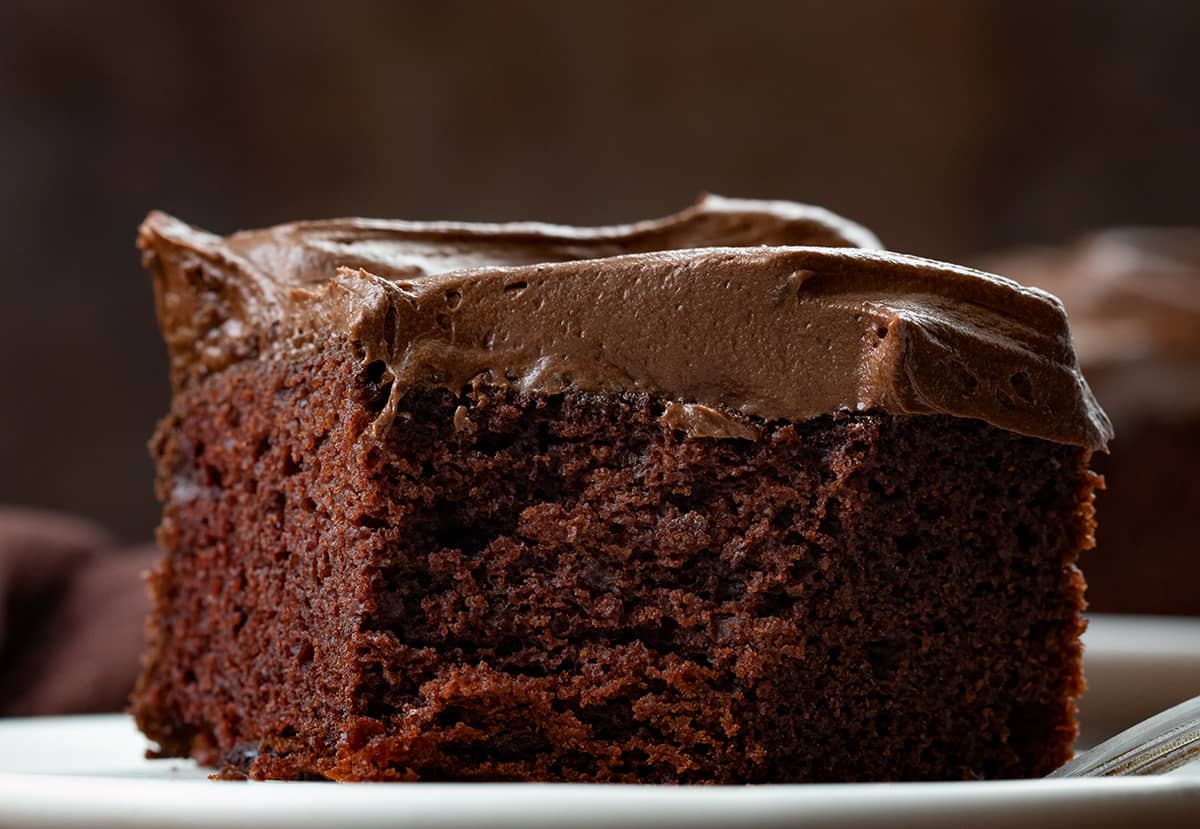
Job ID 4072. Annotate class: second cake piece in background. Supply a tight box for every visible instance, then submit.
[984,229,1200,615]
[131,197,1111,782]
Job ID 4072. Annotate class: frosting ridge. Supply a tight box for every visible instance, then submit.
[983,227,1200,422]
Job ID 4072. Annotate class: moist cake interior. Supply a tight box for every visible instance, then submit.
[134,340,1094,781]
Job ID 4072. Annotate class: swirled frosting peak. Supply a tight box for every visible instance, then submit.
[139,196,1111,450]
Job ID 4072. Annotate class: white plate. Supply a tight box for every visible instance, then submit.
[1,614,1198,829]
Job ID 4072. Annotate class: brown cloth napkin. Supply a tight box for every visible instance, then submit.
[0,507,158,716]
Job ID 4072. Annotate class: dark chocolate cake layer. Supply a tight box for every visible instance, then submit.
[135,341,1094,781]
[132,197,1108,781]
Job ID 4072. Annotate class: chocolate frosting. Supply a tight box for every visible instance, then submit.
[983,228,1200,423]
[139,196,1111,450]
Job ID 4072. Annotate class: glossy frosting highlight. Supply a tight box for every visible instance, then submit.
[139,196,1111,450]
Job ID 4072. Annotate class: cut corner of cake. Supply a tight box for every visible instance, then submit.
[128,195,1113,783]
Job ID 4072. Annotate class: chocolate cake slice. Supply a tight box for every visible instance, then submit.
[130,197,1111,782]
[983,229,1200,615]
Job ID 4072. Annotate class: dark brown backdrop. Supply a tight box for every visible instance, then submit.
[2,1,1199,541]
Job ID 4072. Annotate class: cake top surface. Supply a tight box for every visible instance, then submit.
[139,196,1112,450]
[983,227,1200,421]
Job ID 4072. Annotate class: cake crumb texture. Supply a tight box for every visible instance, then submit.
[131,341,1094,782]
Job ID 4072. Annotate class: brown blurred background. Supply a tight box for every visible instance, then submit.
[2,0,1199,543]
